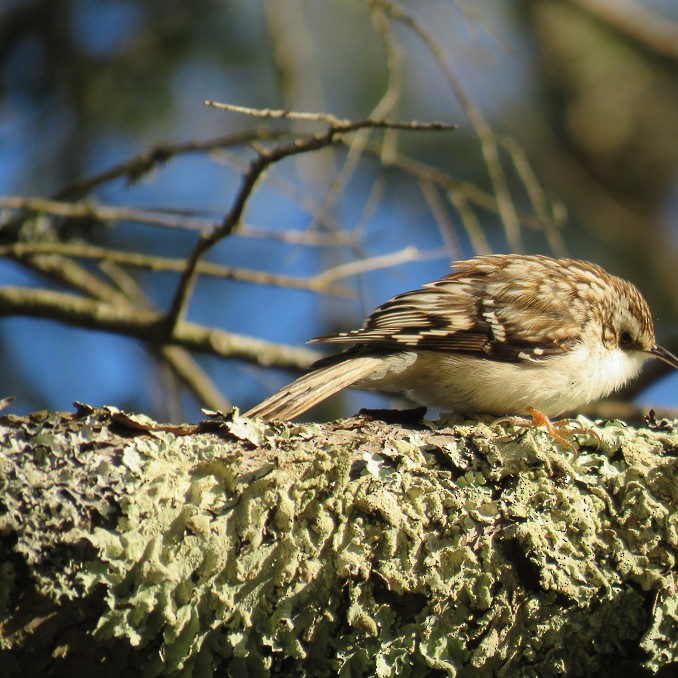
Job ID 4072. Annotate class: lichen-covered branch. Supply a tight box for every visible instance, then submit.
[0,407,676,676]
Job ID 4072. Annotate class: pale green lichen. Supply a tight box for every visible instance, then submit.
[0,408,676,675]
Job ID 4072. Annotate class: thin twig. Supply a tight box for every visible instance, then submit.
[165,110,457,333]
[0,196,215,232]
[159,345,232,412]
[446,190,492,256]
[418,179,460,258]
[18,252,232,412]
[205,101,456,131]
[498,136,567,257]
[263,0,328,129]
[96,259,149,304]
[0,194,360,245]
[312,246,449,285]
[358,141,553,233]
[354,179,386,241]
[96,259,231,412]
[238,226,356,246]
[54,129,293,200]
[20,255,131,308]
[210,148,351,235]
[375,0,524,252]
[2,241,351,296]
[302,5,406,236]
[371,4,405,165]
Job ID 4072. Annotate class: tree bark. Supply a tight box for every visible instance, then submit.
[0,405,676,676]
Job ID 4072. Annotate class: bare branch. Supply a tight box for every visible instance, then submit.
[498,136,567,257]
[2,242,351,297]
[374,0,525,252]
[418,179,461,258]
[54,129,293,201]
[20,254,131,308]
[204,101,456,131]
[0,286,319,371]
[312,246,449,285]
[238,226,356,246]
[165,108,458,333]
[301,6,406,235]
[17,253,231,411]
[156,345,232,413]
[94,259,229,413]
[0,194,357,245]
[446,190,492,256]
[0,196,214,232]
[211,148,349,235]
[357,142,556,234]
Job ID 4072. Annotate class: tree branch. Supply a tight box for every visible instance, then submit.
[0,286,318,370]
[1,408,675,674]
[53,129,294,200]
[1,241,351,297]
[164,106,458,333]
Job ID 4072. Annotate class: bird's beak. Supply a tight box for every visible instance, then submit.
[649,344,678,370]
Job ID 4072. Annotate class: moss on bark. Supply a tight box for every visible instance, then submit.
[0,406,676,676]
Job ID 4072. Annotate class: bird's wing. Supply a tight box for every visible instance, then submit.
[311,255,584,363]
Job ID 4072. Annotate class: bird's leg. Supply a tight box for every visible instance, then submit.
[495,406,583,455]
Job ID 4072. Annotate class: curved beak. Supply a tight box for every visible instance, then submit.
[649,344,678,370]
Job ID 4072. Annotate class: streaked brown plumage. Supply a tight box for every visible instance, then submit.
[245,255,678,421]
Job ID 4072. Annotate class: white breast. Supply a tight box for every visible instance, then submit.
[355,343,649,417]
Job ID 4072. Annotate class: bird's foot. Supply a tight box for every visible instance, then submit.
[495,406,591,456]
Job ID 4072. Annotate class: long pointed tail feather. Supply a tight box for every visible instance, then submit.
[244,355,383,421]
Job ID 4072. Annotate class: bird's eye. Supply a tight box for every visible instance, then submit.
[619,330,633,346]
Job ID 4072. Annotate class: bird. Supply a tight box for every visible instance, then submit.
[245,254,678,423]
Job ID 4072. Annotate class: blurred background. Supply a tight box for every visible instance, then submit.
[1,0,677,422]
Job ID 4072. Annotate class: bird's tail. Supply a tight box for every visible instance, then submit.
[244,355,383,421]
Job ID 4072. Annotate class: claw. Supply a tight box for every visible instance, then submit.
[495,406,584,456]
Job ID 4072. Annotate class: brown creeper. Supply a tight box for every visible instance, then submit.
[245,255,678,421]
